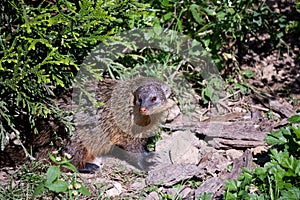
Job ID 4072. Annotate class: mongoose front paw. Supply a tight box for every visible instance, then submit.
[78,162,100,173]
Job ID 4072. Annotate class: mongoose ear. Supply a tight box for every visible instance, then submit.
[160,84,171,98]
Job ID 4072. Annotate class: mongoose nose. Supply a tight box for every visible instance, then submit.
[140,107,148,114]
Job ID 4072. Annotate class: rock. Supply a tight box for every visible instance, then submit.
[166,104,181,122]
[179,187,194,199]
[195,177,224,198]
[154,130,201,167]
[225,149,243,161]
[104,182,123,197]
[130,178,146,190]
[146,164,204,186]
[145,191,160,200]
[198,150,231,176]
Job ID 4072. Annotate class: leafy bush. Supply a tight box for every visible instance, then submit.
[224,114,300,199]
[0,0,152,154]
[144,0,297,70]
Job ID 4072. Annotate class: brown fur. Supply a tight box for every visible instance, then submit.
[1,77,172,171]
[68,77,172,170]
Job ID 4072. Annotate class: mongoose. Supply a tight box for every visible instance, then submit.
[32,76,174,173]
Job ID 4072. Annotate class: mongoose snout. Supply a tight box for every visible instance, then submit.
[134,83,171,116]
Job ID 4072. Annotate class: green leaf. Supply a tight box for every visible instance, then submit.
[295,161,300,176]
[153,23,162,35]
[244,69,256,79]
[291,125,300,140]
[265,130,288,145]
[280,154,297,170]
[288,115,300,123]
[203,8,215,16]
[279,187,300,200]
[176,18,183,32]
[49,153,57,163]
[161,0,171,7]
[254,167,267,181]
[32,183,45,199]
[216,11,226,19]
[205,86,214,98]
[190,4,204,25]
[225,191,237,200]
[62,162,78,173]
[270,149,287,164]
[238,171,252,184]
[79,185,91,195]
[162,12,173,21]
[46,180,68,193]
[46,166,60,185]
[281,128,292,136]
[225,179,239,192]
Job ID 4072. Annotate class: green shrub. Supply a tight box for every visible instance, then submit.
[143,0,296,70]
[0,0,153,154]
[224,114,300,200]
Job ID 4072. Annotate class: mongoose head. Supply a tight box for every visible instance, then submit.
[134,83,171,116]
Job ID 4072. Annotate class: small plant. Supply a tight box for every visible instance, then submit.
[0,161,47,199]
[200,75,226,104]
[197,192,213,200]
[33,152,90,199]
[0,152,90,199]
[224,114,300,199]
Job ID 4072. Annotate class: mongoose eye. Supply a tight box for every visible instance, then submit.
[151,96,157,102]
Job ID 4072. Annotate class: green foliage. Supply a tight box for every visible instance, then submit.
[0,153,90,199]
[141,0,299,105]
[144,0,295,69]
[83,27,209,111]
[33,153,90,199]
[201,75,226,104]
[265,116,300,155]
[0,0,153,153]
[48,151,78,172]
[197,192,212,200]
[224,114,300,200]
[0,161,47,199]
